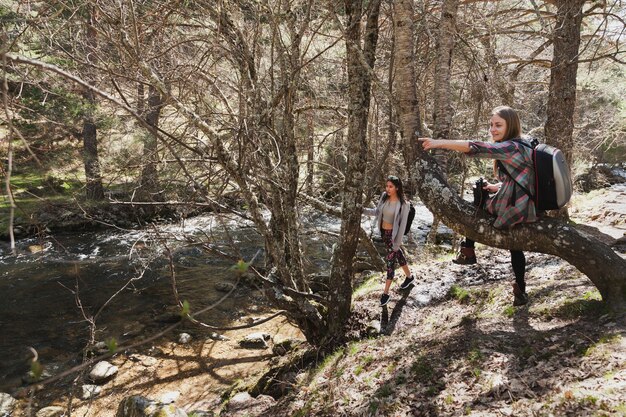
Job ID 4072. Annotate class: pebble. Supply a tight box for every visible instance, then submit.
[81,384,102,400]
[178,333,192,344]
[89,361,119,383]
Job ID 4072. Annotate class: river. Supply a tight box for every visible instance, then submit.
[0,202,449,392]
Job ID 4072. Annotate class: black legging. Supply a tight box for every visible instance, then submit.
[464,238,526,293]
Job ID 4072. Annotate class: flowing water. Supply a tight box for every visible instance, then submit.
[0,204,449,392]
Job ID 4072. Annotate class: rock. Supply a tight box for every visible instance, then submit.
[35,406,65,417]
[178,333,192,344]
[28,245,44,253]
[159,391,180,404]
[367,320,381,335]
[89,361,118,383]
[116,395,188,417]
[223,392,275,416]
[271,339,301,356]
[214,282,235,293]
[129,354,158,367]
[91,341,109,355]
[81,384,102,400]
[238,332,271,349]
[208,332,229,341]
[0,393,17,416]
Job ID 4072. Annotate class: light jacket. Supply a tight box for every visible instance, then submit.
[363,192,410,251]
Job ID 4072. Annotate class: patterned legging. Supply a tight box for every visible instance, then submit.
[382,229,407,280]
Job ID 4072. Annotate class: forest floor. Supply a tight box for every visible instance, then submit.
[9,183,626,417]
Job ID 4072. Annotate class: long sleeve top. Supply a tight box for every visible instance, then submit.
[363,192,410,251]
[467,139,538,229]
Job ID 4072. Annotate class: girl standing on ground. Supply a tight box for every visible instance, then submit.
[418,106,537,306]
[363,175,415,306]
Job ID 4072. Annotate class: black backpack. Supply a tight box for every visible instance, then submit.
[402,202,416,235]
[497,138,573,211]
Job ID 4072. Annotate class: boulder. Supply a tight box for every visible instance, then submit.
[238,332,271,349]
[0,393,17,416]
[115,396,187,417]
[89,361,118,383]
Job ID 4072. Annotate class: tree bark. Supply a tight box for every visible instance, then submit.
[327,0,382,342]
[544,0,586,166]
[393,0,626,308]
[140,84,164,201]
[82,7,104,201]
[428,0,459,244]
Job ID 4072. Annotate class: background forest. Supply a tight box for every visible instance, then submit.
[1,0,625,416]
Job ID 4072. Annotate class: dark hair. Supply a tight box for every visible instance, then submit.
[384,175,406,202]
[491,106,522,141]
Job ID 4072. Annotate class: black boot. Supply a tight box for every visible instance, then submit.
[453,246,477,265]
[512,283,529,306]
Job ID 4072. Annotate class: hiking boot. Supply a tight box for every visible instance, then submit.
[399,275,415,290]
[453,247,477,265]
[380,293,390,306]
[512,283,529,306]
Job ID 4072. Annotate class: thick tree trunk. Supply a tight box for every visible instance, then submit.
[544,0,586,166]
[428,0,459,244]
[393,0,626,308]
[327,0,382,342]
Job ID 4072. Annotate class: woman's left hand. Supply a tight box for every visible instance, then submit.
[484,182,501,193]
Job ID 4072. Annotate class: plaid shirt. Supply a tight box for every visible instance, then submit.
[468,139,537,229]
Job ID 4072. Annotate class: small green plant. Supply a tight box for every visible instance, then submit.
[411,355,434,382]
[467,347,483,364]
[353,274,380,299]
[503,306,515,317]
[448,285,470,303]
[368,400,380,414]
[444,394,454,405]
[362,354,375,366]
[348,342,359,355]
[106,337,118,353]
[471,367,482,379]
[377,383,393,398]
[316,347,345,376]
[180,300,191,318]
[583,333,621,356]
[354,365,364,376]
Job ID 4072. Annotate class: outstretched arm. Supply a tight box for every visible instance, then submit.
[418,138,471,153]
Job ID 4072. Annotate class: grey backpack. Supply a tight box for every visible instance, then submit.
[498,138,573,210]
